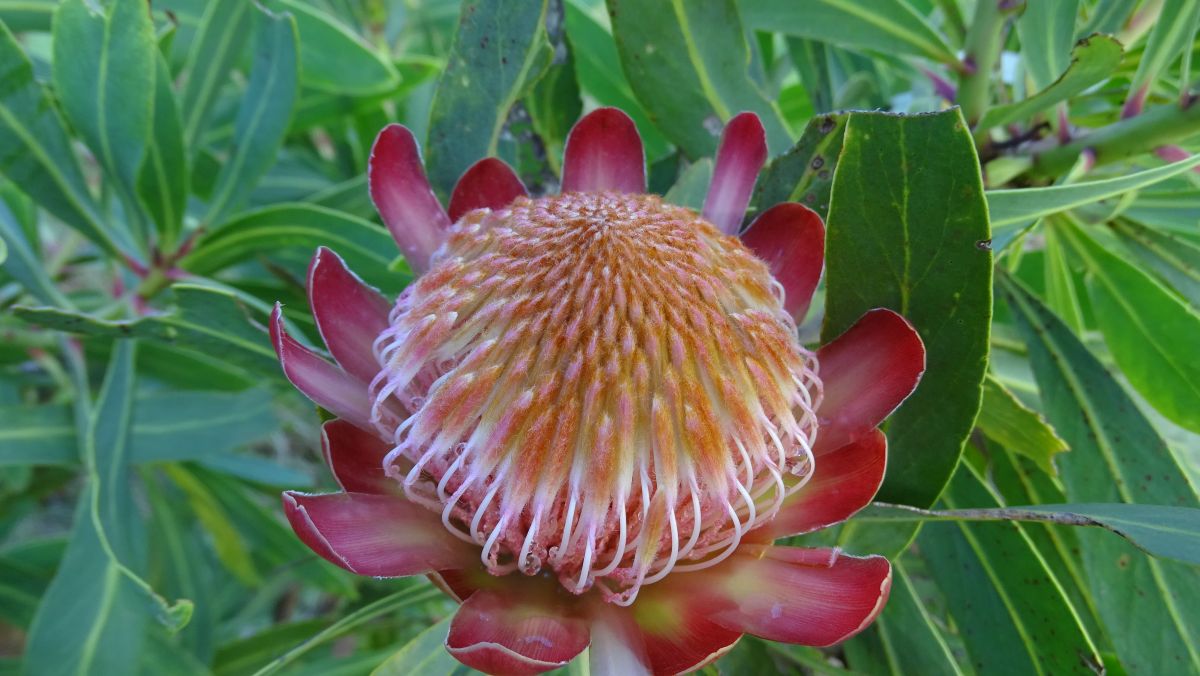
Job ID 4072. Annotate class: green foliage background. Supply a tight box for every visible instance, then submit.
[0,0,1198,674]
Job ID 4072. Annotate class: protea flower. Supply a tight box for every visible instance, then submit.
[271,108,925,675]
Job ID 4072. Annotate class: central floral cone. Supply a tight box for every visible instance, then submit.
[271,108,926,675]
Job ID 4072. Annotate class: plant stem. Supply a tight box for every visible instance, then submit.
[959,0,1021,127]
[1027,96,1200,177]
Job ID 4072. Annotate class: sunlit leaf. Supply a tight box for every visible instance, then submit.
[977,375,1069,475]
[824,109,991,507]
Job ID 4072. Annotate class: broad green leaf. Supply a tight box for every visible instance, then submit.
[425,0,552,197]
[0,23,114,254]
[563,1,671,161]
[976,35,1123,131]
[0,197,68,306]
[1058,221,1200,433]
[662,158,712,210]
[1128,0,1200,103]
[371,615,461,676]
[843,557,963,676]
[204,8,299,226]
[137,52,189,249]
[999,270,1200,674]
[823,109,992,507]
[277,0,400,96]
[917,465,1101,675]
[182,203,402,295]
[977,375,1068,475]
[180,0,254,148]
[753,112,847,222]
[1016,0,1080,91]
[606,0,792,158]
[987,154,1200,228]
[786,38,834,115]
[1109,218,1200,309]
[13,285,280,377]
[740,0,957,65]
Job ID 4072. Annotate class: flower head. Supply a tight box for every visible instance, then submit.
[272,108,925,675]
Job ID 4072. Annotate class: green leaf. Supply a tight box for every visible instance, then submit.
[371,615,462,676]
[823,109,992,507]
[977,375,1068,476]
[0,0,56,31]
[563,1,671,161]
[137,52,189,249]
[740,0,958,65]
[986,154,1200,229]
[976,35,1123,131]
[214,620,333,676]
[163,464,260,586]
[425,0,552,197]
[0,22,114,254]
[606,0,792,158]
[1015,0,1079,91]
[0,197,68,307]
[1128,0,1200,102]
[752,112,847,222]
[180,0,255,148]
[662,158,712,210]
[203,8,299,226]
[1019,504,1200,566]
[1109,218,1200,310]
[182,203,403,295]
[998,269,1200,673]
[843,557,963,676]
[1042,223,1086,333]
[524,37,582,177]
[277,0,400,96]
[917,465,1102,675]
[252,585,445,676]
[23,487,150,675]
[51,0,156,238]
[1057,221,1200,433]
[13,285,280,377]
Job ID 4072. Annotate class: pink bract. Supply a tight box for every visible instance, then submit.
[272,107,925,675]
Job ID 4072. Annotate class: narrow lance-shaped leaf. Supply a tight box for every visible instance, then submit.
[0,23,116,254]
[203,8,299,226]
[137,51,189,250]
[740,0,958,65]
[842,556,963,676]
[976,35,1124,131]
[425,0,552,198]
[824,109,992,507]
[23,343,187,675]
[1056,220,1200,433]
[606,0,792,158]
[181,0,254,149]
[52,0,157,244]
[917,464,1102,675]
[999,269,1200,674]
[1126,0,1200,111]
[277,0,400,96]
[1108,218,1200,312]
[0,198,69,307]
[1016,0,1080,91]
